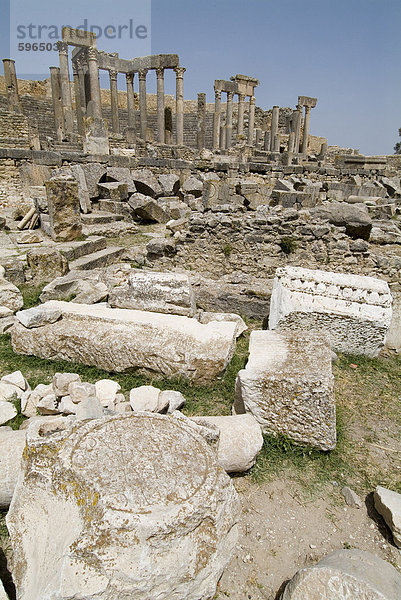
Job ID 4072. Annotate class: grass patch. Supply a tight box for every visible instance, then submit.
[279,236,297,255]
[19,284,45,309]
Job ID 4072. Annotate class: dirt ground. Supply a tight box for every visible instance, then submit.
[217,476,401,599]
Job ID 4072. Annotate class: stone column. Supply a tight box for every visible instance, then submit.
[220,123,226,150]
[2,59,22,113]
[273,134,280,152]
[76,60,86,115]
[125,73,135,129]
[213,90,221,149]
[57,42,74,133]
[138,69,148,140]
[293,105,302,153]
[264,130,271,151]
[247,95,255,145]
[255,128,263,148]
[87,47,102,120]
[237,93,245,137]
[174,67,186,145]
[301,105,311,154]
[288,131,296,153]
[225,91,233,149]
[270,105,279,151]
[49,67,65,142]
[156,68,165,143]
[197,92,206,150]
[72,64,84,135]
[109,70,119,134]
[45,175,82,242]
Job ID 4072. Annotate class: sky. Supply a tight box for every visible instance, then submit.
[0,0,400,155]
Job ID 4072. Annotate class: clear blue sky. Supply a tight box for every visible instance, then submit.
[1,0,400,155]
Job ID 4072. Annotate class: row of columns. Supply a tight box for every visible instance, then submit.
[213,90,255,149]
[54,42,187,146]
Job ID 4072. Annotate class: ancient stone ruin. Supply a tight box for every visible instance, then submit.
[0,23,400,600]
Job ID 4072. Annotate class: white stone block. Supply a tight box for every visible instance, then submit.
[269,266,392,357]
[235,330,336,450]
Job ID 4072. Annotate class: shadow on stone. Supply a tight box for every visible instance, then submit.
[0,547,16,600]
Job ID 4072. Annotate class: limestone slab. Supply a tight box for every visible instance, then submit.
[109,270,196,317]
[0,429,26,508]
[374,486,401,548]
[11,301,238,383]
[235,330,336,450]
[269,266,392,357]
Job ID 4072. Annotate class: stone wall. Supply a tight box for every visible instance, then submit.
[0,109,32,149]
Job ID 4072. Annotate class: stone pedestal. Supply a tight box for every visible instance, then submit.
[138,69,148,140]
[109,70,119,134]
[270,105,279,151]
[174,67,185,145]
[213,90,221,149]
[57,42,74,133]
[156,68,165,143]
[197,92,206,150]
[50,67,65,142]
[83,117,109,155]
[226,91,233,149]
[2,59,22,113]
[247,96,255,145]
[45,175,82,242]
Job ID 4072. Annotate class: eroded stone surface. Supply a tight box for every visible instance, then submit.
[235,330,336,450]
[0,428,26,508]
[11,301,237,383]
[269,266,392,357]
[7,414,240,600]
[281,549,401,599]
[109,270,196,316]
[374,486,401,548]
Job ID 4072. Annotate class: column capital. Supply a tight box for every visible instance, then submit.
[155,67,164,78]
[49,66,60,74]
[215,90,222,101]
[56,41,69,55]
[138,69,148,81]
[296,104,302,111]
[226,91,233,101]
[2,58,16,66]
[87,47,98,61]
[126,72,134,84]
[72,63,78,77]
[109,69,118,81]
[174,66,186,78]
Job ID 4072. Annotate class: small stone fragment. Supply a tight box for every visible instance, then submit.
[68,382,97,404]
[16,306,62,329]
[37,394,59,415]
[95,379,121,407]
[53,372,81,397]
[129,385,161,412]
[75,396,104,421]
[342,486,363,508]
[374,486,401,548]
[1,370,27,391]
[0,401,17,425]
[162,390,186,413]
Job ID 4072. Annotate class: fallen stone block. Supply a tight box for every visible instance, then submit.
[53,372,81,397]
[7,413,240,600]
[108,270,196,317]
[191,414,263,473]
[0,278,23,312]
[129,385,166,413]
[45,175,82,242]
[197,311,247,337]
[311,201,372,240]
[0,428,26,509]
[373,486,401,548]
[128,193,170,223]
[182,175,203,197]
[11,301,238,383]
[98,181,128,200]
[27,247,69,286]
[281,549,401,600]
[0,400,17,425]
[95,379,121,407]
[132,168,162,197]
[235,330,336,450]
[158,173,180,196]
[269,266,392,357]
[16,305,62,328]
